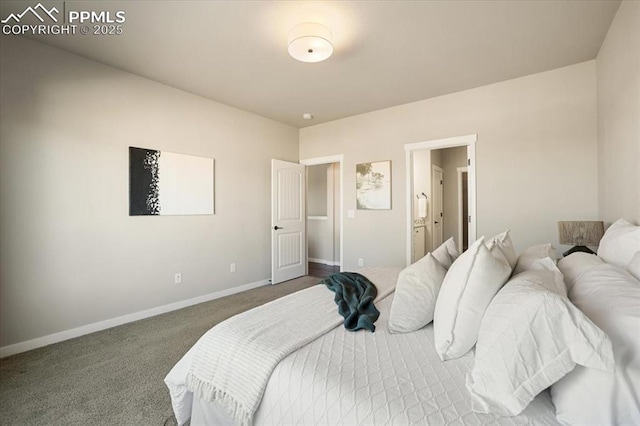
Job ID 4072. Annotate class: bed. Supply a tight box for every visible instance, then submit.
[165,220,640,426]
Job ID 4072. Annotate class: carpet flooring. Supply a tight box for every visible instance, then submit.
[0,275,321,426]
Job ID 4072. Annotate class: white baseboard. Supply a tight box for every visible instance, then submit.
[308,258,341,267]
[0,278,270,358]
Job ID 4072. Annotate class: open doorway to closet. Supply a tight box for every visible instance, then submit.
[301,155,343,279]
[405,135,477,265]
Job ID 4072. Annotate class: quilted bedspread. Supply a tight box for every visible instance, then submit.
[253,282,560,425]
[167,266,560,425]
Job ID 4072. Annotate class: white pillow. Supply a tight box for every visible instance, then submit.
[528,256,567,296]
[467,270,614,416]
[388,253,446,333]
[557,252,604,292]
[627,251,640,281]
[513,243,557,274]
[486,230,517,269]
[551,261,640,426]
[433,236,512,360]
[598,218,640,269]
[431,237,459,270]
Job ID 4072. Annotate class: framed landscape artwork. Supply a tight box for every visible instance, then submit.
[129,147,214,216]
[356,160,391,210]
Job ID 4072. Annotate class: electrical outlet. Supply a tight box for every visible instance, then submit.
[230,263,236,273]
[174,273,182,284]
[358,258,364,267]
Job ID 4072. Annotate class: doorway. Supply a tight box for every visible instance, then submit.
[404,135,477,266]
[300,155,344,277]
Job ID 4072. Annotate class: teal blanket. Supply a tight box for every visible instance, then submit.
[320,272,380,332]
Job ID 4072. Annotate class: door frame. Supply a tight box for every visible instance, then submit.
[404,134,477,266]
[300,154,344,273]
[457,166,468,253]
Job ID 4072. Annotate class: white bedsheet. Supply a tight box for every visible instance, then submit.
[168,267,560,425]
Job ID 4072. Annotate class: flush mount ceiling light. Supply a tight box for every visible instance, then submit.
[288,23,333,63]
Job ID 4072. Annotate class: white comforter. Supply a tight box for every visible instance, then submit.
[167,267,560,425]
[253,293,559,425]
[553,254,640,425]
[184,285,352,426]
[166,267,397,425]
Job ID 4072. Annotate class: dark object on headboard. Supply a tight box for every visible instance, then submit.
[563,245,596,257]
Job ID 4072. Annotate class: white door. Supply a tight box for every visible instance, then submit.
[272,159,306,284]
[432,166,444,248]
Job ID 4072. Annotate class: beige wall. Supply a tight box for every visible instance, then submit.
[307,164,328,216]
[412,150,431,223]
[300,61,598,269]
[0,37,298,348]
[597,0,640,225]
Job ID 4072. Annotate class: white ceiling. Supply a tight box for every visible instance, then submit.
[1,0,621,128]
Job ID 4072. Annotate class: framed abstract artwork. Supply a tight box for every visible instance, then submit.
[129,147,214,216]
[356,160,391,210]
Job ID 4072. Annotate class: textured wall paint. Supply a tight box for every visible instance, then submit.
[300,61,599,269]
[0,37,298,347]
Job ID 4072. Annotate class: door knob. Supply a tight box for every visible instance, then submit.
[273,226,282,230]
[434,221,439,224]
